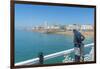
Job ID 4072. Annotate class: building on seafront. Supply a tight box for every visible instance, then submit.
[65,24,81,31]
[32,21,94,32]
[65,24,94,31]
[80,25,94,31]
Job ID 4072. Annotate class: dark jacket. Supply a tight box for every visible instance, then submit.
[73,29,85,44]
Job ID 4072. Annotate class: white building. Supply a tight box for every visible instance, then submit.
[65,24,93,31]
[50,25,60,29]
[80,25,94,31]
[66,24,81,31]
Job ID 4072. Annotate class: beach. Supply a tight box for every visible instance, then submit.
[51,31,94,37]
[30,27,94,37]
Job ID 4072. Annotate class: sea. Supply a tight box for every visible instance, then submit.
[15,29,94,64]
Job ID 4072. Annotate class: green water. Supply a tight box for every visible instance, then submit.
[15,29,94,64]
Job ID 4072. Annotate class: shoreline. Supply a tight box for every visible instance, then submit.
[52,31,94,37]
[25,29,94,37]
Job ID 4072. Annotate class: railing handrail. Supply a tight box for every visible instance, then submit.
[15,43,94,66]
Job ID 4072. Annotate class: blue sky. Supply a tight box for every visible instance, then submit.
[15,4,94,29]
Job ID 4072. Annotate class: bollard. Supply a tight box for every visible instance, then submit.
[38,52,44,64]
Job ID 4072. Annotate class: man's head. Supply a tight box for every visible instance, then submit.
[73,29,77,33]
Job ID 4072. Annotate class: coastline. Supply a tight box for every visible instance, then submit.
[25,29,94,37]
[52,31,94,37]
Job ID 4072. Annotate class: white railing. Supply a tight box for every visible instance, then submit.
[15,43,94,66]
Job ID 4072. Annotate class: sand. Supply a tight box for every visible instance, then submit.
[50,31,94,37]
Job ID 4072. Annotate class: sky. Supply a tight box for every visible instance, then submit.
[15,4,95,29]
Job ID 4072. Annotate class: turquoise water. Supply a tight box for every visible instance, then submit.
[15,29,94,64]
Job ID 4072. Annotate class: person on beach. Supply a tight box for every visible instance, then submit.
[73,29,85,62]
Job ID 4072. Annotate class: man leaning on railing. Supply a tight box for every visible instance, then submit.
[73,29,85,62]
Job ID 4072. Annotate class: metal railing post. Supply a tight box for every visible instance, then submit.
[38,52,44,64]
